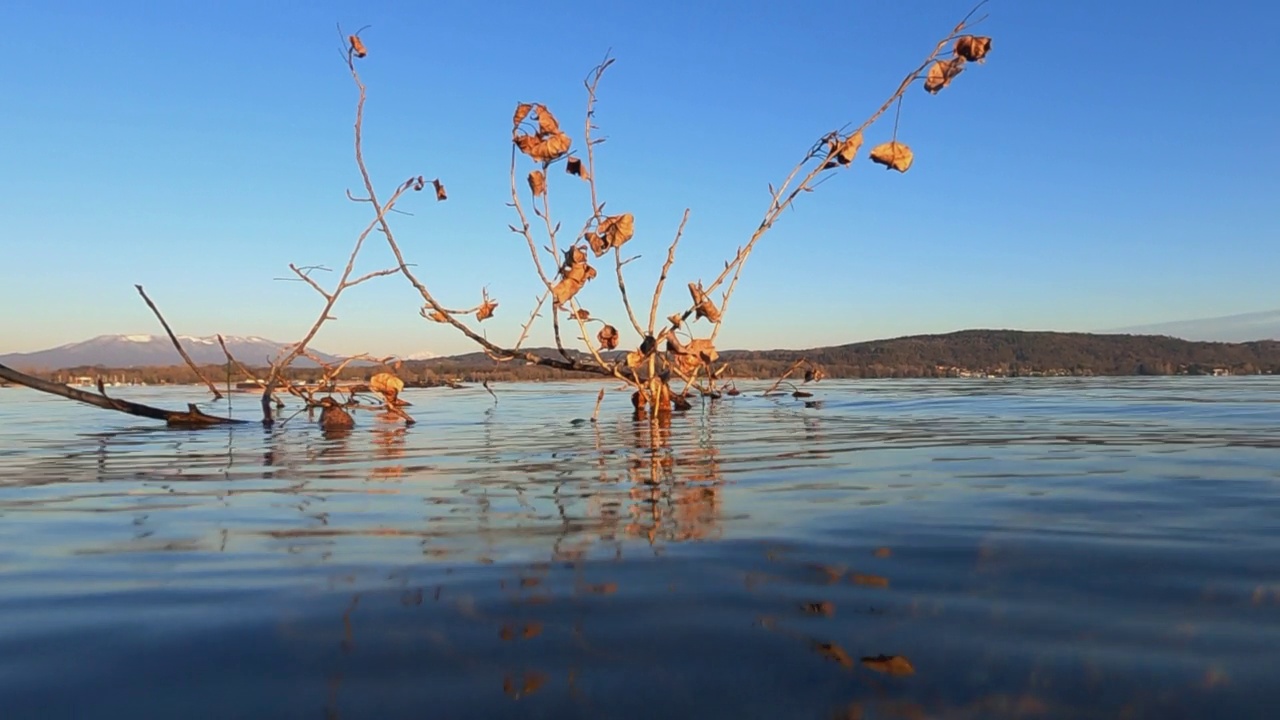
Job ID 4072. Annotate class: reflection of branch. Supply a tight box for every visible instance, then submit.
[134,284,223,400]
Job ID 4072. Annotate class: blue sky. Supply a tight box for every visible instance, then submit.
[2,1,1277,357]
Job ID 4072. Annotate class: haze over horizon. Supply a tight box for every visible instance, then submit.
[2,1,1277,357]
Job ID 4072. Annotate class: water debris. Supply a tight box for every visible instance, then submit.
[861,654,915,676]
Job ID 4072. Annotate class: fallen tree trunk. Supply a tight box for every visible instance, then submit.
[0,362,247,427]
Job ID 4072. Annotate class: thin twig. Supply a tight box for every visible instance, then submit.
[134,284,223,400]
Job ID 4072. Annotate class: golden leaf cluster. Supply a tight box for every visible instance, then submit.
[552,246,596,304]
[869,141,913,172]
[585,213,634,257]
[668,336,718,375]
[513,103,572,163]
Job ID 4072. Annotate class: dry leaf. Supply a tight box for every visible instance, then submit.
[597,324,619,350]
[924,57,965,94]
[668,313,683,329]
[535,103,560,134]
[528,170,546,196]
[824,132,864,169]
[565,156,590,180]
[512,103,533,131]
[954,35,992,62]
[861,654,915,676]
[430,178,446,201]
[476,296,498,321]
[669,336,718,375]
[369,372,405,401]
[412,176,426,192]
[869,141,914,173]
[688,282,722,323]
[349,35,367,58]
[575,308,590,320]
[552,247,595,305]
[587,213,635,257]
[424,308,449,323]
[625,350,645,368]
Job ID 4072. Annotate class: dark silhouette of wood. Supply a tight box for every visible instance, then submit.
[0,362,246,427]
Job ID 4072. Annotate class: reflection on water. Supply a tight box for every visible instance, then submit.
[1,378,1279,719]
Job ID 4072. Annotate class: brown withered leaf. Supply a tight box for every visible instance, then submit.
[585,231,609,256]
[515,132,572,163]
[432,178,447,201]
[412,176,426,192]
[669,337,719,375]
[924,57,965,94]
[476,296,498,321]
[870,142,914,173]
[954,35,992,62]
[668,313,683,329]
[565,156,590,180]
[824,132,864,169]
[349,35,367,58]
[425,309,449,323]
[597,213,634,250]
[528,170,546,196]
[575,308,590,320]
[512,103,533,130]
[625,350,645,368]
[689,282,722,323]
[597,324,619,350]
[861,654,915,676]
[535,104,560,135]
[552,251,595,305]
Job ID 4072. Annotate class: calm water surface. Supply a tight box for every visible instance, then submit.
[1,378,1278,719]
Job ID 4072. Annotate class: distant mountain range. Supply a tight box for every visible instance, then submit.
[1107,310,1280,343]
[0,334,345,370]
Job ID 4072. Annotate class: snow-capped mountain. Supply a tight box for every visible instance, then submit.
[0,335,344,370]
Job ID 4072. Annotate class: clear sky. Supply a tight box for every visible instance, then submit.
[2,1,1277,357]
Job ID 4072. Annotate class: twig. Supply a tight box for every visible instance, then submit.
[134,284,223,400]
[648,209,690,335]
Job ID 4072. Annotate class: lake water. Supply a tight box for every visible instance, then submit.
[1,378,1278,719]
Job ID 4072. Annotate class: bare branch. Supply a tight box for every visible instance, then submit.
[134,284,223,400]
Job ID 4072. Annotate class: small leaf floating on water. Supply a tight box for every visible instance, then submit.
[349,35,367,58]
[851,573,889,588]
[565,156,591,180]
[954,35,992,62]
[528,170,546,196]
[597,324,619,350]
[801,601,836,617]
[860,654,915,676]
[923,57,965,94]
[432,178,447,201]
[870,142,913,173]
[813,641,854,668]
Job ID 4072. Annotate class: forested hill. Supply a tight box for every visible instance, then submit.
[719,330,1280,378]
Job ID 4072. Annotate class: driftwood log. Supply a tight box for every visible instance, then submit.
[0,362,246,427]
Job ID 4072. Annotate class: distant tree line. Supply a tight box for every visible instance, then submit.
[14,331,1280,386]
